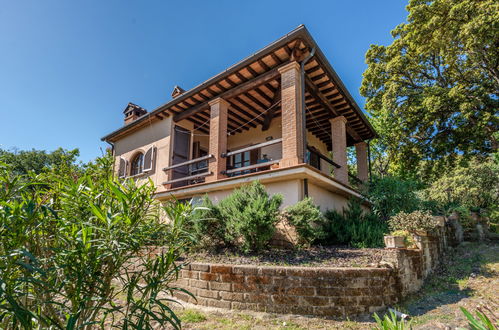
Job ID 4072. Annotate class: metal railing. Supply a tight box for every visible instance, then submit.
[162,154,213,186]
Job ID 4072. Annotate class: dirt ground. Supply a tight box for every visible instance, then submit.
[173,241,498,329]
[183,246,386,268]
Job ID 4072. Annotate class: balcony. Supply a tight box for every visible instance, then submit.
[162,138,283,189]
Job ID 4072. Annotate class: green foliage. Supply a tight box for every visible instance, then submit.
[0,147,80,175]
[388,210,438,233]
[192,182,282,252]
[373,310,412,330]
[423,157,499,221]
[0,155,188,329]
[323,199,388,248]
[367,176,426,221]
[283,197,325,247]
[220,181,282,252]
[361,0,499,178]
[460,307,498,330]
[190,195,232,247]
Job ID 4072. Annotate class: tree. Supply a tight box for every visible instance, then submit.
[0,147,80,175]
[361,0,499,178]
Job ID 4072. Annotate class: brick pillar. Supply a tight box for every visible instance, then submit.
[278,61,304,168]
[206,97,229,182]
[355,141,368,182]
[330,116,348,185]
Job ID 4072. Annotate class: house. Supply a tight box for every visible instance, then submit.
[101,25,376,212]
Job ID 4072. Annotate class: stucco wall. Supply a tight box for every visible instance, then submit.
[307,182,350,213]
[192,178,303,209]
[227,121,283,161]
[113,117,173,188]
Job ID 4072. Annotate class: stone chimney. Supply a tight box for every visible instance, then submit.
[171,85,185,99]
[123,103,147,125]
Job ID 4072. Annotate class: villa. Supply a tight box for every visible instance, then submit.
[101,25,376,211]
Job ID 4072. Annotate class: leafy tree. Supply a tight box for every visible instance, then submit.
[422,156,499,219]
[361,0,499,178]
[0,147,80,175]
[366,176,426,221]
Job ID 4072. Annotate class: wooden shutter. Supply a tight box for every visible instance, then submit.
[143,146,156,172]
[118,157,127,178]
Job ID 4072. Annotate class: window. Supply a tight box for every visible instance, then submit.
[130,153,144,176]
[228,149,258,176]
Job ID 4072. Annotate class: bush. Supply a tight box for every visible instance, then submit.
[191,181,282,252]
[388,210,438,233]
[220,181,282,252]
[283,197,325,247]
[367,176,425,221]
[322,199,388,248]
[0,156,188,329]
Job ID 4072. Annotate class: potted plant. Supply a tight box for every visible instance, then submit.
[384,233,406,248]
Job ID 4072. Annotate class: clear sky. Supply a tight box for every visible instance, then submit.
[0,0,407,162]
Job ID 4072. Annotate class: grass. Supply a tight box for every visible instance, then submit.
[174,241,498,329]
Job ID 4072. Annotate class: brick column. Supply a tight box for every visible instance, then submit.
[278,61,304,168]
[355,141,368,182]
[206,97,229,182]
[330,116,348,185]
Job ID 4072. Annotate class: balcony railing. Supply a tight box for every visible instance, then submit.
[162,154,213,186]
[222,138,282,177]
[306,145,362,185]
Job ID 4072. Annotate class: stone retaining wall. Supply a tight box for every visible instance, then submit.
[174,264,398,318]
[173,219,460,318]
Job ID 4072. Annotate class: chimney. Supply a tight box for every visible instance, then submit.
[171,85,185,99]
[123,102,147,125]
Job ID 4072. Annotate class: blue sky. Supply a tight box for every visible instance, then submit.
[0,0,407,162]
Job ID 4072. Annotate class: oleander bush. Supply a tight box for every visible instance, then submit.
[0,155,189,329]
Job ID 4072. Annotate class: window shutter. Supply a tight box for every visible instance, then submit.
[118,157,127,178]
[143,146,156,172]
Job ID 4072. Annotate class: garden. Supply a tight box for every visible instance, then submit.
[1,146,497,328]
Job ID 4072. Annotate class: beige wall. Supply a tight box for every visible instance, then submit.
[307,182,350,213]
[227,118,283,161]
[113,117,173,189]
[191,178,302,209]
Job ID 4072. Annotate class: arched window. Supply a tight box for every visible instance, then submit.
[130,153,144,176]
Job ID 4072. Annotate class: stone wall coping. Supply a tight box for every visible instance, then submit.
[184,262,391,273]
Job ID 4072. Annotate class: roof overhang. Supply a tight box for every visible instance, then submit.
[102,25,377,144]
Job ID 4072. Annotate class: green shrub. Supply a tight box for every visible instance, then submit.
[219,181,282,252]
[283,197,325,246]
[367,176,425,221]
[189,195,231,248]
[322,199,388,248]
[388,210,438,233]
[0,157,188,329]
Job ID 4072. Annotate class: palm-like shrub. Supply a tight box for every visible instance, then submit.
[0,156,190,329]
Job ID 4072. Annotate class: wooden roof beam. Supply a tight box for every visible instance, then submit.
[305,76,362,142]
[174,66,281,122]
